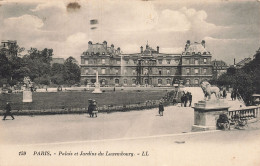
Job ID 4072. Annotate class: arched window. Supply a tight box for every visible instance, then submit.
[115,79,119,84]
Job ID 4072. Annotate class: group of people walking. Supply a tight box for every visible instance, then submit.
[181,92,192,107]
[87,99,98,118]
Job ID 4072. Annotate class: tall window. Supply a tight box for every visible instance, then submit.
[203,58,207,64]
[123,79,127,84]
[85,69,88,74]
[132,79,136,84]
[85,60,88,64]
[194,79,199,85]
[167,69,170,75]
[167,60,171,64]
[186,79,190,85]
[158,60,162,64]
[186,68,190,75]
[203,68,207,74]
[93,69,97,74]
[144,68,148,75]
[117,60,120,65]
[102,59,105,64]
[167,79,171,85]
[115,69,119,75]
[195,59,199,65]
[132,69,136,75]
[145,79,148,84]
[101,68,106,74]
[115,79,119,84]
[158,69,162,75]
[195,68,199,74]
[158,79,162,84]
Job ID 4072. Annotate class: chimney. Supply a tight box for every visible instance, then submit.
[234,58,236,65]
[103,41,107,49]
[186,40,190,45]
[111,44,114,48]
[88,41,92,48]
[117,47,120,53]
[157,46,159,53]
[140,46,143,53]
[201,40,205,48]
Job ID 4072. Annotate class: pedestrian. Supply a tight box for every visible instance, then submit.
[231,91,234,100]
[181,93,185,107]
[223,89,227,99]
[188,92,192,107]
[87,99,94,118]
[158,100,164,116]
[184,93,188,107]
[92,100,98,118]
[3,102,15,120]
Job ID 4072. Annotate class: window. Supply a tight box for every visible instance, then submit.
[195,59,199,65]
[85,69,88,74]
[203,52,207,55]
[158,79,162,84]
[132,79,136,84]
[203,68,207,74]
[93,69,97,74]
[186,79,190,85]
[186,68,190,75]
[203,58,207,64]
[158,69,162,75]
[133,60,137,64]
[132,69,136,75]
[145,79,148,84]
[195,68,199,74]
[93,60,97,64]
[117,60,120,65]
[86,52,89,55]
[192,52,195,55]
[102,52,105,55]
[167,69,170,75]
[91,52,94,55]
[186,59,190,64]
[115,79,119,84]
[198,52,201,55]
[167,79,171,84]
[85,60,88,64]
[124,69,127,75]
[158,60,162,64]
[115,69,119,75]
[144,68,148,75]
[194,79,199,85]
[186,52,190,55]
[124,79,127,84]
[101,79,106,85]
[102,59,105,64]
[101,68,106,74]
[167,60,171,64]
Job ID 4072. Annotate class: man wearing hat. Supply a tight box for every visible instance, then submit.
[158,100,164,116]
[3,102,15,120]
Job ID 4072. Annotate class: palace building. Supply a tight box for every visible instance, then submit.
[80,40,213,87]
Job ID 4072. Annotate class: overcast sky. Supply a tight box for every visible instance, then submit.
[0,0,259,64]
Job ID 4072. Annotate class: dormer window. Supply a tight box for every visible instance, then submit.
[86,52,89,55]
[198,52,201,55]
[91,52,94,55]
[102,52,105,55]
[192,52,195,55]
[203,52,207,55]
[186,52,190,55]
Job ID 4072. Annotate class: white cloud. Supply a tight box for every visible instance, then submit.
[4,14,44,29]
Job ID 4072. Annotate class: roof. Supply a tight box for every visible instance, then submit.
[83,41,121,56]
[236,58,251,66]
[211,60,228,66]
[183,41,210,55]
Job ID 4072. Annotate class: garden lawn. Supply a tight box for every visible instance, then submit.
[0,90,168,110]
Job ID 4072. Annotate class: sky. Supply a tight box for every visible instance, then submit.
[0,0,259,65]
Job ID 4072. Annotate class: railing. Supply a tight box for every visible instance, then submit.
[228,106,260,121]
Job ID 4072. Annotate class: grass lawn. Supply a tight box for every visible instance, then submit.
[0,90,168,110]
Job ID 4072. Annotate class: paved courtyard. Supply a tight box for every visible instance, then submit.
[0,105,260,166]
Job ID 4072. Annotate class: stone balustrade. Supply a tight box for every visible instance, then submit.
[228,106,260,121]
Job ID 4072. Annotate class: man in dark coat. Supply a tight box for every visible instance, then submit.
[188,92,192,107]
[158,101,164,116]
[3,102,15,120]
[88,99,94,117]
[184,93,188,107]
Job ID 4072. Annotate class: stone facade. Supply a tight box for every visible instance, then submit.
[211,60,228,79]
[80,40,213,87]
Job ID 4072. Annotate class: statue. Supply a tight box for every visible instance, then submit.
[200,81,220,100]
[23,76,34,92]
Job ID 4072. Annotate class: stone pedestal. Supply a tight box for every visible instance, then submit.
[23,90,32,102]
[192,99,229,131]
[92,83,102,94]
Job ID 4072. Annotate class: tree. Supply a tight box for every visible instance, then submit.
[63,57,81,86]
